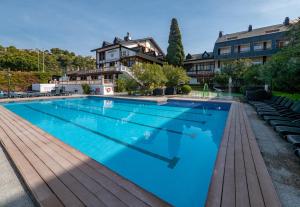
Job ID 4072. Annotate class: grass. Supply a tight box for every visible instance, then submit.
[273,91,300,100]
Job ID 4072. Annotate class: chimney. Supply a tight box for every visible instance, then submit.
[219,31,223,38]
[248,25,252,32]
[284,17,290,26]
[124,32,132,41]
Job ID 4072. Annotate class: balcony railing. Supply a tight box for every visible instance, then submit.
[187,71,214,75]
[57,79,113,85]
[67,66,123,75]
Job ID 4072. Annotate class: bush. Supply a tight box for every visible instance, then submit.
[124,78,139,93]
[181,85,192,94]
[162,64,190,87]
[116,77,126,92]
[81,84,90,94]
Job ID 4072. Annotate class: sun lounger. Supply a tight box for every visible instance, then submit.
[269,119,300,127]
[257,99,294,112]
[286,135,300,147]
[249,96,280,106]
[251,96,281,106]
[255,97,287,110]
[295,148,300,158]
[263,103,300,122]
[275,126,300,137]
[257,100,296,115]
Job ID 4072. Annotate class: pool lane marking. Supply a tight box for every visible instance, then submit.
[52,103,196,138]
[67,102,206,124]
[24,105,180,169]
[88,99,213,116]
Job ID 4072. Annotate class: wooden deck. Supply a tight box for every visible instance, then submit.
[0,106,170,207]
[0,100,281,207]
[206,102,281,207]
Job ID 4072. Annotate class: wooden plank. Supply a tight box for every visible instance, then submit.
[221,103,237,207]
[13,123,126,207]
[1,109,140,207]
[0,113,106,207]
[205,102,235,207]
[234,103,250,207]
[241,106,282,207]
[239,104,265,207]
[0,117,84,207]
[0,106,170,207]
[0,127,64,207]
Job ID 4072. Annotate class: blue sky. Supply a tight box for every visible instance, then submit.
[0,0,299,56]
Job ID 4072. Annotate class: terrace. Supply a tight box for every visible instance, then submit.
[0,95,284,207]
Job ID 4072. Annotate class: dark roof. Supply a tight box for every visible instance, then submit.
[91,37,165,56]
[184,51,214,61]
[102,41,112,47]
[216,19,299,43]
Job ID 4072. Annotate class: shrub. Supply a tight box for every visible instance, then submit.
[162,64,190,87]
[124,78,139,93]
[132,63,167,90]
[81,84,90,94]
[116,77,126,92]
[181,85,192,94]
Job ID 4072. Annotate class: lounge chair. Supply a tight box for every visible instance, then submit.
[295,148,300,158]
[256,98,294,112]
[263,104,300,122]
[254,97,286,110]
[249,96,280,106]
[252,96,284,108]
[269,119,300,128]
[286,135,300,147]
[275,126,300,137]
[258,101,299,117]
[248,96,275,106]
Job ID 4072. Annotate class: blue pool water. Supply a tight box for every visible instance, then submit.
[3,97,230,207]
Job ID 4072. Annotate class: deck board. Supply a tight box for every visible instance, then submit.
[0,101,281,207]
[0,106,170,207]
[206,102,281,207]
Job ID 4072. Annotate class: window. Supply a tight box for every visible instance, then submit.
[240,44,250,52]
[219,47,231,55]
[121,50,128,57]
[253,42,263,51]
[98,52,105,61]
[252,58,263,65]
[276,40,288,48]
[263,41,272,50]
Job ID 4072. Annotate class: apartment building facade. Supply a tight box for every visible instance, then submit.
[184,17,296,84]
[213,17,293,69]
[66,33,164,85]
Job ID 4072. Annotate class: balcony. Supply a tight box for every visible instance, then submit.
[67,66,124,76]
[57,79,113,85]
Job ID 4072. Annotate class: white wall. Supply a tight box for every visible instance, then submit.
[105,49,120,62]
[32,84,56,92]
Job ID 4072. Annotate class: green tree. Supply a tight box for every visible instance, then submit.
[260,19,300,91]
[162,64,190,87]
[132,63,167,90]
[221,59,252,87]
[166,18,185,66]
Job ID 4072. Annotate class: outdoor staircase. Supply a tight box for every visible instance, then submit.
[119,65,143,86]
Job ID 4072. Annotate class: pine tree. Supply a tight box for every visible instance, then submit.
[166,18,185,66]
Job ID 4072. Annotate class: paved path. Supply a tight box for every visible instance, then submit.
[0,145,35,207]
[245,104,300,207]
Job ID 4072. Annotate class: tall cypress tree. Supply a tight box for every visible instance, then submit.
[166,18,185,66]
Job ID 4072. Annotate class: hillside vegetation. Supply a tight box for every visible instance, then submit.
[0,45,95,72]
[0,45,95,91]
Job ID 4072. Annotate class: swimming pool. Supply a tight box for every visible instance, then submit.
[3,97,230,207]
